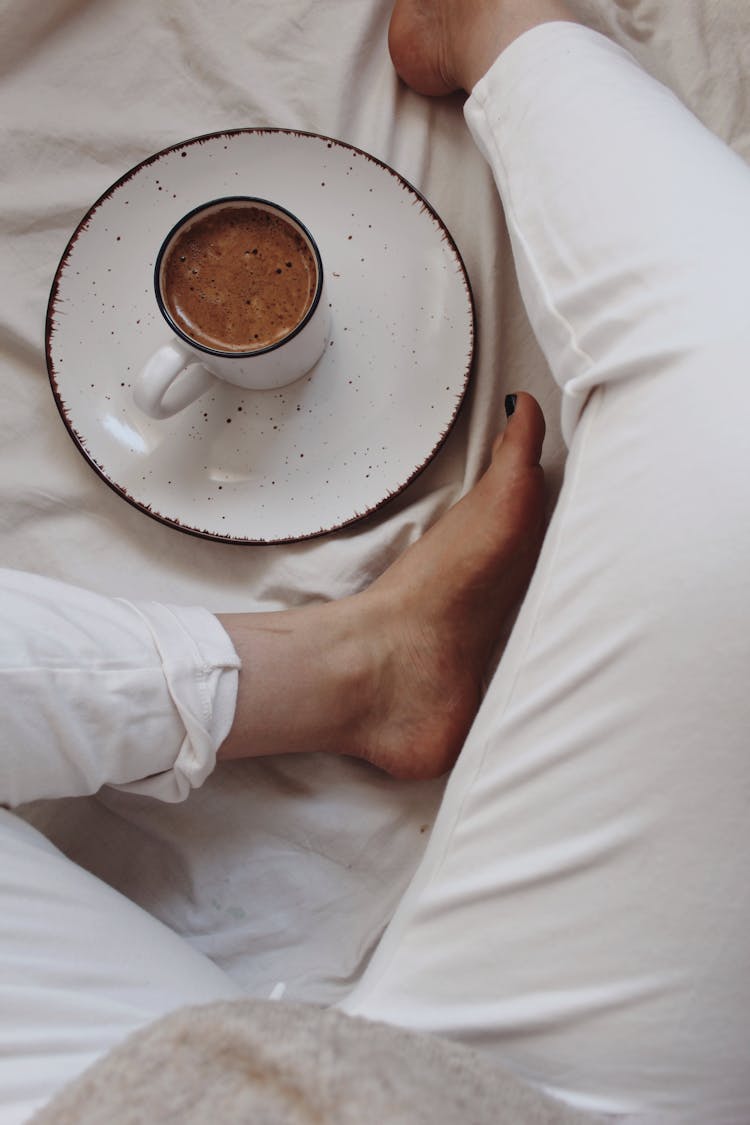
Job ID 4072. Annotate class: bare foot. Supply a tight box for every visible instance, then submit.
[388,0,576,95]
[355,391,545,777]
[219,394,545,780]
[388,0,468,96]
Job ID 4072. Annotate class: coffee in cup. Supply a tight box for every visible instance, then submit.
[135,197,328,420]
[160,203,319,352]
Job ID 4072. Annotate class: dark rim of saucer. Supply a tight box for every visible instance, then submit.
[154,196,324,357]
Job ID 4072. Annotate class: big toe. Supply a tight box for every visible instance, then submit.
[479,392,547,544]
[495,392,546,468]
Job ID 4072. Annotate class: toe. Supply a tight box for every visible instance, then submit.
[485,392,547,544]
[493,391,546,468]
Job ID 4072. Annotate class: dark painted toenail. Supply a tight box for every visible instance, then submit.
[505,394,517,418]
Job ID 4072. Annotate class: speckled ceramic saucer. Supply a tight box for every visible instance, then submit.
[46,129,474,543]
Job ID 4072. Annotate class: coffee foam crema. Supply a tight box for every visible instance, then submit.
[160,204,318,353]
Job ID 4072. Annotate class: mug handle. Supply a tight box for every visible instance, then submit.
[134,342,216,420]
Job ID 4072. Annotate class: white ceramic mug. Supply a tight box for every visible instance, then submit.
[135,197,329,420]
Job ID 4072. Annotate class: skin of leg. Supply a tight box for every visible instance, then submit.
[217,392,546,780]
[337,5,750,1122]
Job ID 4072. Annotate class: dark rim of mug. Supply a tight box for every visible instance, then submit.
[153,196,324,358]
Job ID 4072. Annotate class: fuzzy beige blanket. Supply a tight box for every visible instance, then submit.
[32,1001,605,1124]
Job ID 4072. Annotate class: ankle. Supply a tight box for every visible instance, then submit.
[217,600,376,762]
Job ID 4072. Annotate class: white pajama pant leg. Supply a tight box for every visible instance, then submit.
[341,26,750,1124]
[0,571,243,1124]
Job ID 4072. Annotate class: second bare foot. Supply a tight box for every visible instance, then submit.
[388,0,576,95]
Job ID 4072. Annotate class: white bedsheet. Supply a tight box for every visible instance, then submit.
[2,0,749,1004]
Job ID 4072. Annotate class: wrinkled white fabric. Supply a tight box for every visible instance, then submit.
[0,810,242,1125]
[340,25,750,1125]
[0,572,243,1123]
[0,569,239,806]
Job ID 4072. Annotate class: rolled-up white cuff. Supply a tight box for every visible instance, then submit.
[0,570,242,806]
[112,601,240,802]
